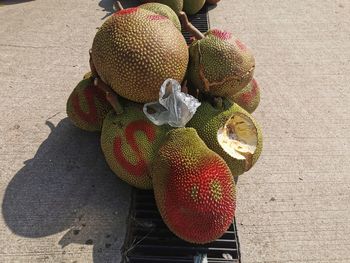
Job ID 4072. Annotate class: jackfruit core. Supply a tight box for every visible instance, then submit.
[217,113,258,170]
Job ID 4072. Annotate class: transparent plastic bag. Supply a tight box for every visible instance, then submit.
[143,79,201,127]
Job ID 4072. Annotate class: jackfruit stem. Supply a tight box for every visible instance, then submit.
[114,1,124,11]
[106,92,124,115]
[179,12,205,40]
[89,49,98,78]
[94,78,124,115]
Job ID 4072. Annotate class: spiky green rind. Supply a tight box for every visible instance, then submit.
[187,101,263,178]
[183,0,205,15]
[141,0,183,14]
[66,78,112,132]
[101,106,171,189]
[152,128,236,244]
[188,29,255,97]
[140,3,181,31]
[228,78,260,113]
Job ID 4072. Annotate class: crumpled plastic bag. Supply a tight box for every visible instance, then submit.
[143,79,201,127]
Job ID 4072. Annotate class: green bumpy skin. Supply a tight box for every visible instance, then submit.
[183,0,205,15]
[101,105,171,189]
[92,7,188,103]
[141,0,183,14]
[66,77,112,132]
[187,101,263,178]
[140,3,181,31]
[228,78,261,113]
[188,29,255,97]
[152,128,236,244]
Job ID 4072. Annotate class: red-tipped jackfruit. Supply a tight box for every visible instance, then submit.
[141,0,183,14]
[101,105,171,189]
[228,78,260,113]
[92,7,188,103]
[188,29,255,97]
[66,77,112,131]
[139,2,181,31]
[152,128,236,244]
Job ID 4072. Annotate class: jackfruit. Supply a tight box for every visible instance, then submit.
[140,2,181,31]
[152,128,236,244]
[66,77,112,132]
[92,7,188,103]
[83,71,92,80]
[187,100,262,177]
[101,105,171,189]
[141,0,183,14]
[183,0,205,15]
[228,78,260,113]
[188,28,255,97]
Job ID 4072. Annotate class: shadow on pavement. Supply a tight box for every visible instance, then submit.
[98,0,141,19]
[2,118,131,263]
[0,0,34,5]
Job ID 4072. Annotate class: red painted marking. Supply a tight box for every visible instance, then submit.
[211,29,232,40]
[235,39,247,51]
[115,7,138,16]
[163,159,235,242]
[148,14,167,20]
[241,78,258,104]
[113,120,156,176]
[72,83,106,124]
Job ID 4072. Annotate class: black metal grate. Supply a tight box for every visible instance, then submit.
[122,5,241,263]
[181,5,210,44]
[122,190,241,263]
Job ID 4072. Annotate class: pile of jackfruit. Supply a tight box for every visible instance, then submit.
[66,0,262,244]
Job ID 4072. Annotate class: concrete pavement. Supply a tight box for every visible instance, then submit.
[1,0,349,262]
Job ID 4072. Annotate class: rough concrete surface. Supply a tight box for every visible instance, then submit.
[0,0,349,262]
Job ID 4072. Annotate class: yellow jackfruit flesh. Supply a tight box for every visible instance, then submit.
[187,101,262,177]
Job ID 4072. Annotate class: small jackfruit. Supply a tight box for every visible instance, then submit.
[188,29,255,97]
[66,77,112,132]
[183,0,205,15]
[92,7,188,103]
[139,2,181,31]
[187,100,262,177]
[152,128,236,244]
[101,105,171,189]
[228,78,261,114]
[141,0,183,14]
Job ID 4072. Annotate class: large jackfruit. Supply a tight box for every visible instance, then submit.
[188,29,255,97]
[66,76,112,132]
[101,105,171,189]
[92,7,188,103]
[140,2,181,31]
[152,128,236,244]
[187,100,263,177]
